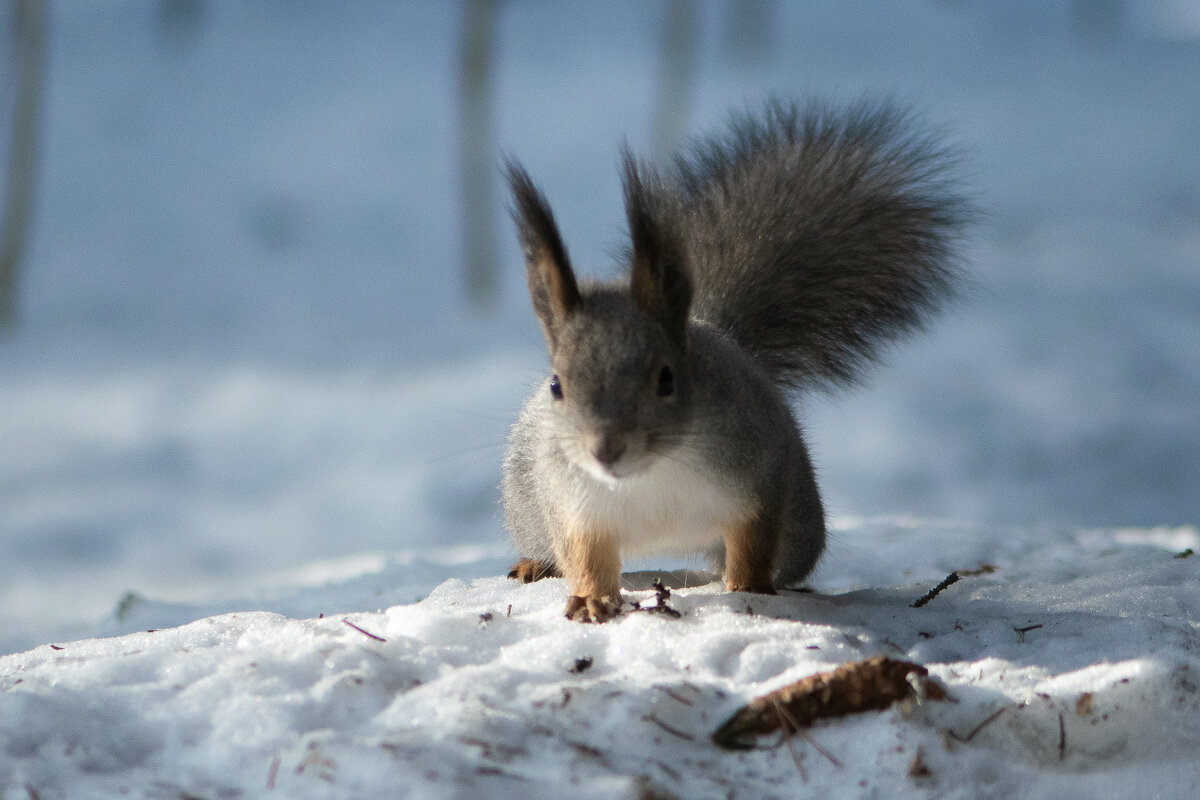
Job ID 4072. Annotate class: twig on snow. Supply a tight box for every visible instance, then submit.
[630,579,682,618]
[946,707,1006,743]
[1013,623,1043,643]
[646,713,695,742]
[342,619,386,642]
[911,572,960,608]
[776,709,807,782]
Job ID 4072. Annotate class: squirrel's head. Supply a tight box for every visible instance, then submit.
[506,157,693,482]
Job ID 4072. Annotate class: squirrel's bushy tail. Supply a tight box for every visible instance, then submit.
[665,98,973,391]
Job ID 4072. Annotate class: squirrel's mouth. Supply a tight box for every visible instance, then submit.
[576,430,639,480]
[576,442,653,483]
[581,457,640,483]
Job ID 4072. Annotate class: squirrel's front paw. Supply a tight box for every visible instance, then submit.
[564,594,621,623]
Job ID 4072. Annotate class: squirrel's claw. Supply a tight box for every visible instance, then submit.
[564,594,620,623]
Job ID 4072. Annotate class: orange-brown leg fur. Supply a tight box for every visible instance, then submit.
[507,558,562,583]
[558,528,622,623]
[723,513,779,595]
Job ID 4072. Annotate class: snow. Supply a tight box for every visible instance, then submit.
[4,521,1198,798]
[2,0,1200,796]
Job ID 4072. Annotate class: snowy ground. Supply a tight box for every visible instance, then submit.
[3,521,1198,798]
[2,1,1200,796]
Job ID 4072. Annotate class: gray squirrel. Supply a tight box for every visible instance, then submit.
[502,99,971,622]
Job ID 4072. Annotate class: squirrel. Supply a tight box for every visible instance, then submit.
[501,99,971,622]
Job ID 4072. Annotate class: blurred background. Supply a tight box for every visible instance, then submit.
[2,0,1198,653]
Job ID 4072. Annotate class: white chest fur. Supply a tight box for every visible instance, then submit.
[566,451,750,556]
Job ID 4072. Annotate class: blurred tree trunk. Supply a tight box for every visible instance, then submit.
[1,0,47,330]
[458,0,499,310]
[653,0,698,162]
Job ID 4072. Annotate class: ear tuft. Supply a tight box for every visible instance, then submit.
[622,150,692,347]
[505,160,581,349]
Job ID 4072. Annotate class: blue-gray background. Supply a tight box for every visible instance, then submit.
[2,0,1198,652]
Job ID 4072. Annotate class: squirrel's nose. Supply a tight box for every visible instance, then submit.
[587,433,627,469]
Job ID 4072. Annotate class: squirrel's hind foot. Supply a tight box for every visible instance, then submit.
[726,580,777,595]
[508,558,562,583]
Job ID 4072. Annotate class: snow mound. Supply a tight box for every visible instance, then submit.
[3,522,1199,799]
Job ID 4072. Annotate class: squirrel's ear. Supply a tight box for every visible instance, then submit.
[506,161,581,350]
[623,151,692,347]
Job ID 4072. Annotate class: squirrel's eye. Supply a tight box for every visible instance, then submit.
[549,375,564,401]
[656,366,675,398]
